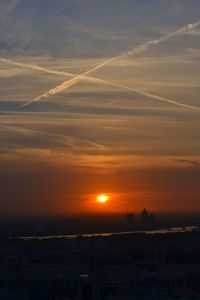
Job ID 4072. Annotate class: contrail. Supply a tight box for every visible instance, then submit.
[20,72,200,111]
[0,58,106,83]
[102,81,200,111]
[0,58,75,77]
[19,20,200,109]
[1,44,200,112]
[3,57,199,111]
[0,57,125,90]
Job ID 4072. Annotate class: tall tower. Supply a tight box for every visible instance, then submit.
[141,208,149,223]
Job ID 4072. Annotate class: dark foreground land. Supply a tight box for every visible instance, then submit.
[1,230,200,299]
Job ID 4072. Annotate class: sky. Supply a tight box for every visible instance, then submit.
[0,0,200,215]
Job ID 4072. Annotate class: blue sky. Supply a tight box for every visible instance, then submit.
[0,0,200,214]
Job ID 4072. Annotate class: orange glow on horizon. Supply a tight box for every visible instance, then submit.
[96,194,109,204]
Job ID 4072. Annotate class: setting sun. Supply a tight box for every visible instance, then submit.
[96,194,109,203]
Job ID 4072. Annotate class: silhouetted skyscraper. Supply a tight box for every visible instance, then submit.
[141,208,149,224]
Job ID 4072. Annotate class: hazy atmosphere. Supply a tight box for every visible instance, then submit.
[0,0,200,215]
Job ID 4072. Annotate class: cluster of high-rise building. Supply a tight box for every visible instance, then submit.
[126,208,156,228]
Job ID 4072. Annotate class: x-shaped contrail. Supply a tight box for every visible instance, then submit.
[1,20,200,111]
[2,57,199,112]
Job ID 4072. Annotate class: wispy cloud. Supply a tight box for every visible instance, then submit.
[173,158,200,167]
[19,20,200,112]
[3,57,198,112]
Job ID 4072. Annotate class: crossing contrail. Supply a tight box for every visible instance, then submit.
[0,57,133,92]
[19,19,200,110]
[3,57,199,111]
[1,57,134,95]
[20,73,200,111]
[0,58,109,84]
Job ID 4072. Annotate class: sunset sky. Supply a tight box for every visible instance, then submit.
[0,0,200,215]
